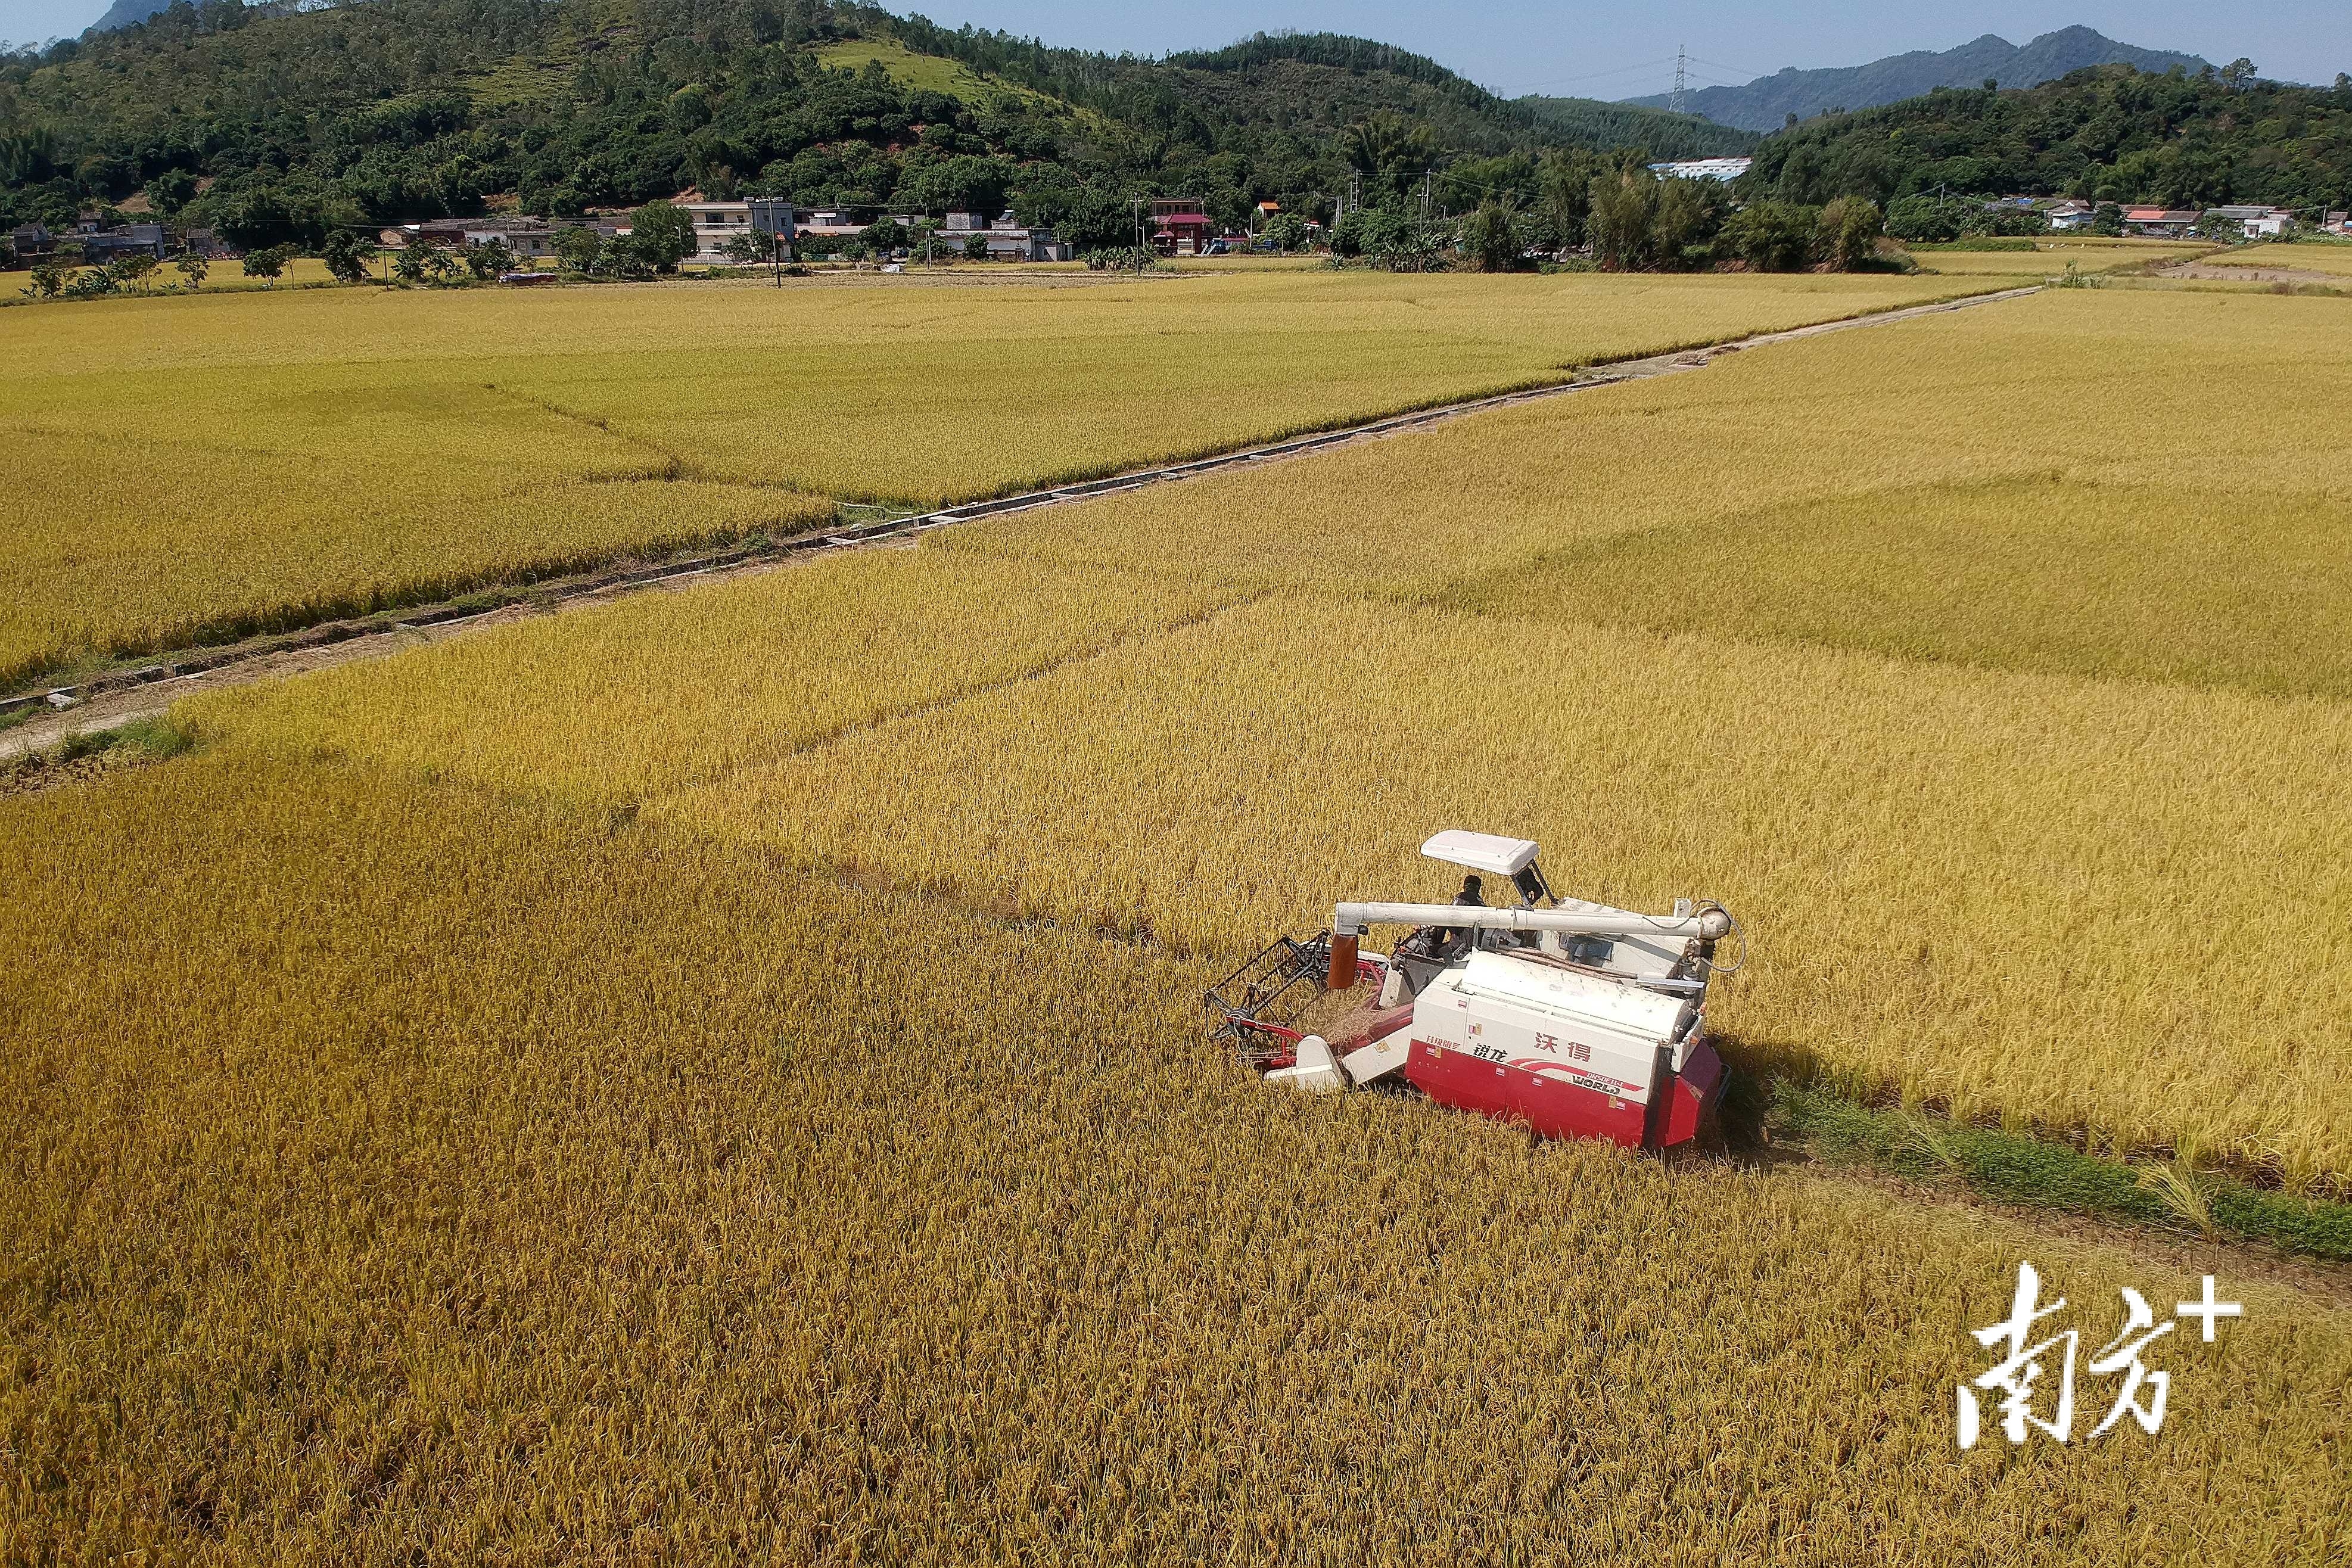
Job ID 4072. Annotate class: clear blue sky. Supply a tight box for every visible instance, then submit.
[8,2,2350,87]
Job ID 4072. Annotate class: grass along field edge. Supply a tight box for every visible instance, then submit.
[1760,1082,2352,1260]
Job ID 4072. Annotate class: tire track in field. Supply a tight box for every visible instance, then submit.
[2,284,2039,760]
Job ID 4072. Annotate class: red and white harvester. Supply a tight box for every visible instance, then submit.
[1206,831,1740,1151]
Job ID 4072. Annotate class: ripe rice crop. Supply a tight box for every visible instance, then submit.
[1447,477,2352,698]
[658,593,2352,1184]
[1901,239,2206,275]
[3,751,2345,1561]
[181,289,2352,1180]
[2207,242,2352,276]
[941,289,2352,700]
[0,268,1998,682]
[188,550,1249,806]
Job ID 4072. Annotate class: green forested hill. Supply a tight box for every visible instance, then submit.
[1741,63,2352,211]
[0,0,1722,250]
[1517,96,1754,160]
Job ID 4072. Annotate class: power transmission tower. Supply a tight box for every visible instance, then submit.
[1670,46,1688,116]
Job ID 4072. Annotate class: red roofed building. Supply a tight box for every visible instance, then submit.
[1152,198,1213,255]
[2123,207,2200,237]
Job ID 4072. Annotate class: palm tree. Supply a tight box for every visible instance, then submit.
[1339,113,1437,198]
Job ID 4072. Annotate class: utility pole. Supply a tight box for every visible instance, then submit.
[1670,46,1688,116]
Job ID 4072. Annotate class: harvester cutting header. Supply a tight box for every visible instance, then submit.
[1207,832,1740,1152]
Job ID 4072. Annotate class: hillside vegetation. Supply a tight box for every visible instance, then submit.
[1742,63,2352,211]
[0,0,1726,250]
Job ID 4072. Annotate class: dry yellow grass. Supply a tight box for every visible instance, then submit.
[4,751,2345,1561]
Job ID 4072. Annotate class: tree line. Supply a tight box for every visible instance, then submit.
[1741,62,2352,214]
[0,0,1729,259]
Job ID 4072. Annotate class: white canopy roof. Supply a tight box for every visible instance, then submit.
[1420,830,1541,877]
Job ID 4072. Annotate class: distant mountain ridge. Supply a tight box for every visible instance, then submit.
[89,0,172,33]
[1624,27,2211,132]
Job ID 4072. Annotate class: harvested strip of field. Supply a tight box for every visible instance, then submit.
[658,594,2352,1184]
[4,752,2344,1562]
[2204,242,2352,276]
[0,269,2002,683]
[186,551,1248,806]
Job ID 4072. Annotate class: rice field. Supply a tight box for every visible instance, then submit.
[940,288,2352,625]
[10,271,2352,1558]
[187,288,2352,1183]
[4,752,2345,1563]
[191,550,1248,806]
[654,595,2352,1180]
[0,267,2000,685]
[1902,238,2207,276]
[2204,241,2352,276]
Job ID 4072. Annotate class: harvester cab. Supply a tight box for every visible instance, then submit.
[1206,831,1740,1153]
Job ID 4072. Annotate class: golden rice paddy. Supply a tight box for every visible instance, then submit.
[2206,241,2352,276]
[185,288,2352,1181]
[8,275,2350,1558]
[4,754,2344,1562]
[1,268,1999,685]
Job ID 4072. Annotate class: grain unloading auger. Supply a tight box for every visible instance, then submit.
[1206,831,1740,1152]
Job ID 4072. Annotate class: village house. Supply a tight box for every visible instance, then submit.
[682,198,796,263]
[944,209,1072,261]
[2206,204,2298,238]
[379,216,556,255]
[67,216,170,261]
[2122,207,2201,238]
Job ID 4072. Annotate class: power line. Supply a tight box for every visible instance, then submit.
[1497,57,1678,94]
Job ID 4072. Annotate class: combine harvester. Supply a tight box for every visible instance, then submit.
[1208,832,1740,1152]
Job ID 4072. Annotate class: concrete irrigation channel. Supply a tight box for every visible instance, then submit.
[1,284,2039,764]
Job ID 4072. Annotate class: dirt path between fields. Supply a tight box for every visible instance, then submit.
[2157,260,2345,286]
[0,284,2039,765]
